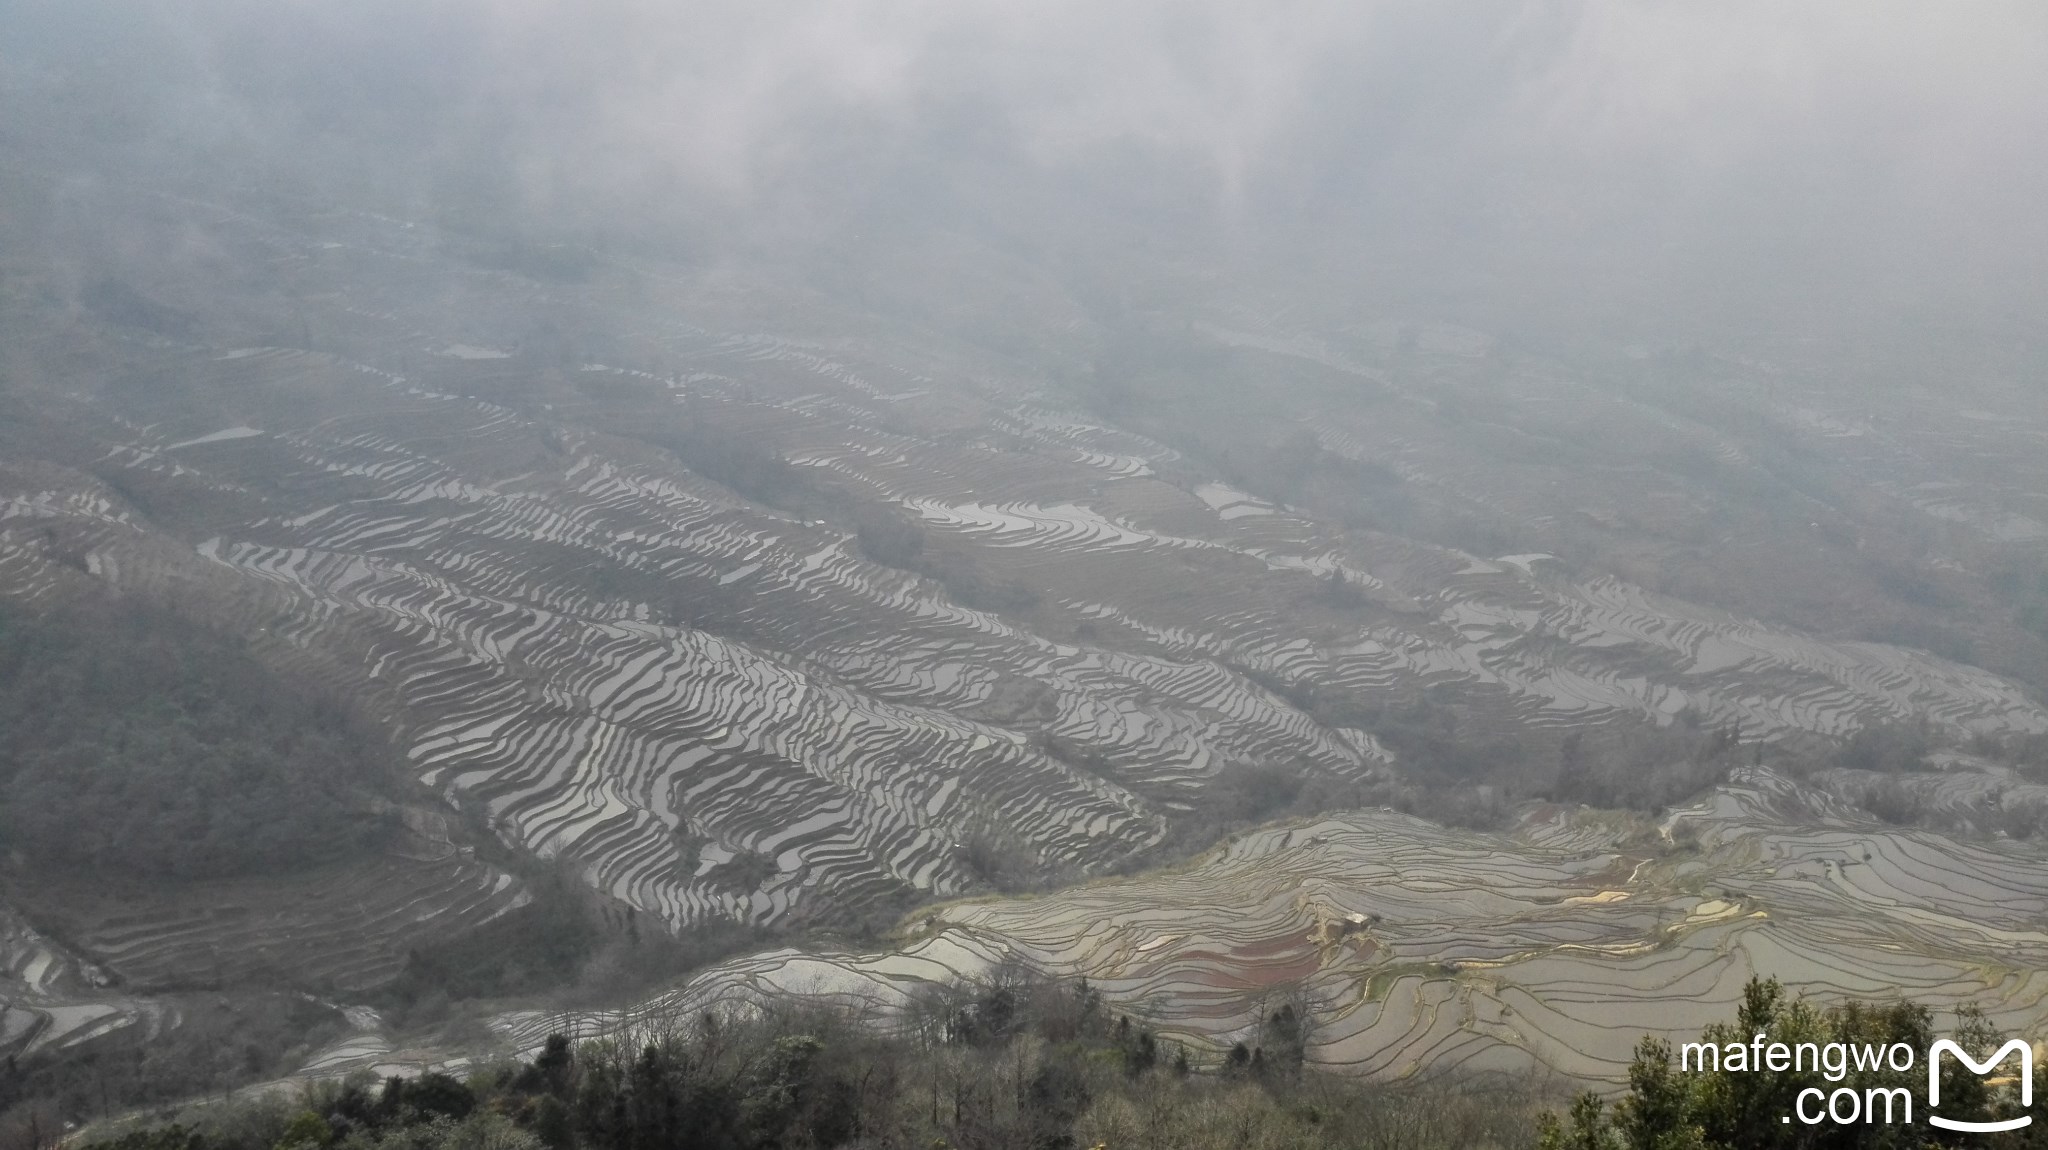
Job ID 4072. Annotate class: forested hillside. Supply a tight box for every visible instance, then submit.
[0,601,393,879]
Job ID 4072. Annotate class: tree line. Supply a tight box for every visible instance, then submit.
[57,969,1537,1150]
[27,968,2036,1150]
[1541,977,2039,1149]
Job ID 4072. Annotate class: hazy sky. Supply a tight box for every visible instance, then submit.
[8,0,2047,347]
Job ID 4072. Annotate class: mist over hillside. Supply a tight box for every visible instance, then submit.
[1,4,2047,1147]
[9,0,2048,354]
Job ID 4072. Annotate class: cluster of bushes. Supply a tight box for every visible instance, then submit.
[60,972,1537,1150]
[1367,705,1522,788]
[1974,731,2048,774]
[660,425,803,510]
[853,512,927,571]
[1812,722,2048,837]
[1289,686,1776,830]
[948,820,1046,895]
[1540,978,2031,1149]
[1829,721,1934,775]
[923,563,1042,616]
[853,507,1041,616]
[373,866,776,1031]
[376,871,606,1025]
[1845,773,2048,842]
[0,601,393,880]
[1314,572,1368,611]
[1549,722,1745,815]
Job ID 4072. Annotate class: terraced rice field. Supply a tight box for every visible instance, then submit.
[22,853,525,993]
[0,904,143,1058]
[0,828,524,1064]
[486,767,2048,1087]
[4,193,2046,1085]
[2,321,2044,949]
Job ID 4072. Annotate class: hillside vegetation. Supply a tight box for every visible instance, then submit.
[68,971,1543,1150]
[61,975,2043,1150]
[1543,978,2033,1150]
[0,601,393,879]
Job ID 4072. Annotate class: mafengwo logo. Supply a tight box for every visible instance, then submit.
[1928,1039,2031,1133]
[1681,1034,2034,1130]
